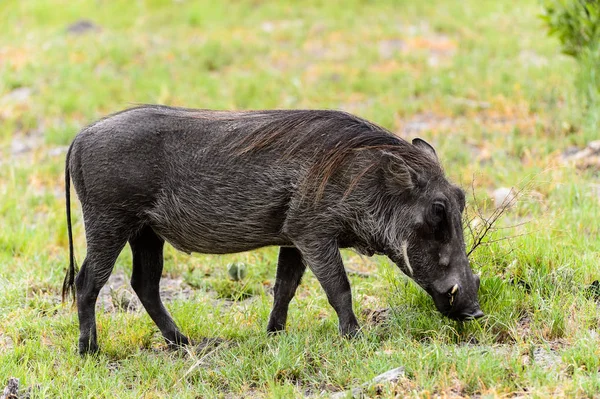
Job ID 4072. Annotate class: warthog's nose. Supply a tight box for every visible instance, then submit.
[469,309,484,319]
[460,309,484,320]
[452,308,484,321]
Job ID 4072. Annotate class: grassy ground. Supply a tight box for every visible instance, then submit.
[1,0,599,397]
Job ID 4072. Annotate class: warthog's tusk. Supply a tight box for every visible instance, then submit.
[451,284,458,295]
[400,240,413,276]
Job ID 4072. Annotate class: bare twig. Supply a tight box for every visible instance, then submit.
[464,174,539,258]
[475,231,535,246]
[490,221,531,230]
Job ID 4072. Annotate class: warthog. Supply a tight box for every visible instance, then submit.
[63,105,483,354]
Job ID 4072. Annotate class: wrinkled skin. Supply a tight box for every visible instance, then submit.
[63,106,483,354]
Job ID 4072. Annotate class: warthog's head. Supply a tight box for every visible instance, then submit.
[378,139,483,321]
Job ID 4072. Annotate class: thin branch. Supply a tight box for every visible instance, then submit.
[464,173,540,258]
[471,231,534,247]
[491,220,531,230]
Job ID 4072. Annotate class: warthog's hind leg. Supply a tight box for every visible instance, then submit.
[129,225,190,349]
[75,225,128,355]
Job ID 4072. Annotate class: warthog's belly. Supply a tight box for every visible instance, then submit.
[146,189,292,255]
[153,224,291,255]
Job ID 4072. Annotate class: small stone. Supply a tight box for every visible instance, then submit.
[561,146,580,158]
[3,87,32,103]
[493,187,516,209]
[47,146,69,157]
[261,21,274,33]
[589,141,600,152]
[378,39,406,59]
[11,139,31,155]
[562,140,600,162]
[329,367,405,399]
[0,333,14,351]
[1,377,19,399]
[66,19,101,35]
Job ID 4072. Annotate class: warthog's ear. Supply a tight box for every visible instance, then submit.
[412,138,438,161]
[382,151,415,192]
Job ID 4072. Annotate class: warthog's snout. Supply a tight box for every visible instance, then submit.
[449,307,485,321]
[429,273,483,322]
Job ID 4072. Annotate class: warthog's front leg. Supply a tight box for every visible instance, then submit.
[294,238,360,336]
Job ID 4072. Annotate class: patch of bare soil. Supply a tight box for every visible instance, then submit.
[378,22,458,67]
[362,307,391,326]
[515,315,532,340]
[0,332,14,352]
[562,140,600,172]
[193,336,228,354]
[97,270,194,313]
[518,50,548,68]
[520,339,566,373]
[397,112,458,136]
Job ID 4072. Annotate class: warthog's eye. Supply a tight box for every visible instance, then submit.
[447,284,458,307]
[432,202,445,221]
[420,200,450,240]
[429,201,447,230]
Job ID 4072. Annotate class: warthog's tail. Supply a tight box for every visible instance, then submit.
[62,143,78,303]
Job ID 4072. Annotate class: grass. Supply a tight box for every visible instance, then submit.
[1,0,599,397]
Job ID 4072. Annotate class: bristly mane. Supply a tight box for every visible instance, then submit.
[226,108,443,198]
[132,105,444,199]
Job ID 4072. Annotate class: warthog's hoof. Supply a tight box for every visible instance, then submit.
[79,340,99,356]
[266,321,286,335]
[340,323,361,338]
[166,333,191,351]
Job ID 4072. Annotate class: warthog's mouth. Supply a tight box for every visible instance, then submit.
[446,308,485,321]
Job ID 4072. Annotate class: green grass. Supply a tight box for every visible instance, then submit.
[1,0,599,397]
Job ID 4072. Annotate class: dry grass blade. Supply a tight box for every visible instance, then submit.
[178,338,227,384]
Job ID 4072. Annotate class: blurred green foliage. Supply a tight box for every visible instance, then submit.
[541,0,600,58]
[541,0,600,112]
